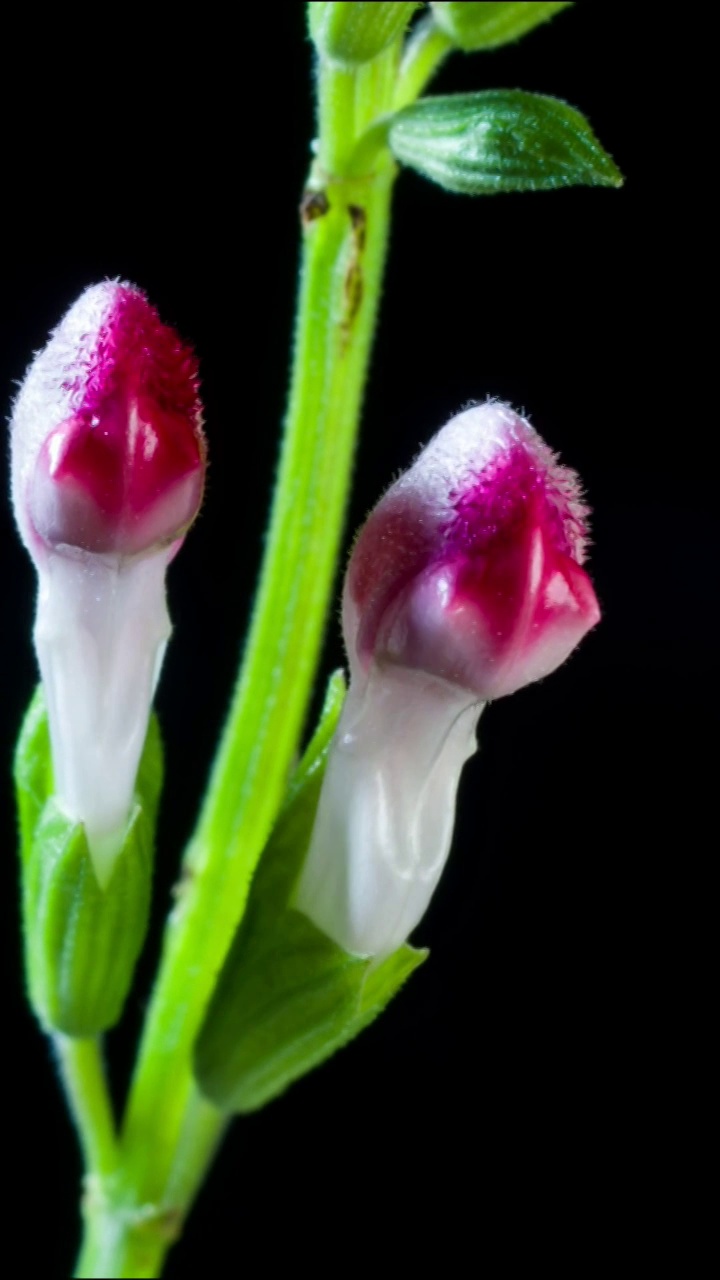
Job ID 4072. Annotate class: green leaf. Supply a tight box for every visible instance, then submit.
[14,685,54,862]
[196,912,369,1113]
[431,1,572,51]
[194,671,426,1112]
[309,1,420,66]
[14,688,163,1036]
[389,90,623,194]
[355,943,427,1032]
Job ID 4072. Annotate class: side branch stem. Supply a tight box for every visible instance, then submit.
[55,1035,117,1179]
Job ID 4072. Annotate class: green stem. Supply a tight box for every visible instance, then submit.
[118,161,396,1198]
[74,1091,225,1280]
[75,45,400,1280]
[394,12,452,108]
[54,1036,117,1180]
[162,1091,229,1212]
[74,1212,166,1280]
[318,63,357,172]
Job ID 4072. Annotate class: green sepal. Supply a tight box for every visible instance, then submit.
[389,90,623,195]
[431,1,572,52]
[194,671,426,1112]
[309,1,420,66]
[14,687,163,1036]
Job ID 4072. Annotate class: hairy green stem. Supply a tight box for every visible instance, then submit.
[75,41,403,1280]
[394,12,452,108]
[117,161,397,1197]
[70,16,455,1276]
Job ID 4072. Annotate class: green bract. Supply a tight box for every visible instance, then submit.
[309,0,419,65]
[15,689,162,1036]
[389,90,623,194]
[431,1,572,51]
[194,673,426,1112]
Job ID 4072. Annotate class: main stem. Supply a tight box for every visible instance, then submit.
[75,55,398,1280]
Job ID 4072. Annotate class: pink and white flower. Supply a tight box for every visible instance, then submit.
[295,401,600,956]
[11,281,206,881]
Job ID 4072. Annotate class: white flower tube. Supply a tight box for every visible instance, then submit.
[297,665,480,957]
[295,400,601,956]
[11,281,206,883]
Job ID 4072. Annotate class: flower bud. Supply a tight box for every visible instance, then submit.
[309,2,419,67]
[295,401,600,956]
[431,2,572,53]
[11,281,206,883]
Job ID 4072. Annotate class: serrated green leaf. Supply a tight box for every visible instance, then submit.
[389,90,622,194]
[195,911,369,1113]
[309,1,420,66]
[357,943,427,1026]
[194,671,426,1112]
[14,688,162,1035]
[431,1,572,51]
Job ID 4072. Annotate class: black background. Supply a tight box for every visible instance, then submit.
[0,6,708,1274]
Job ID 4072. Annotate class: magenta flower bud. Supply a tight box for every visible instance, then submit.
[11,282,206,881]
[295,401,600,956]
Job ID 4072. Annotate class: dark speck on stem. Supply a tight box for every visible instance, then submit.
[300,189,330,226]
